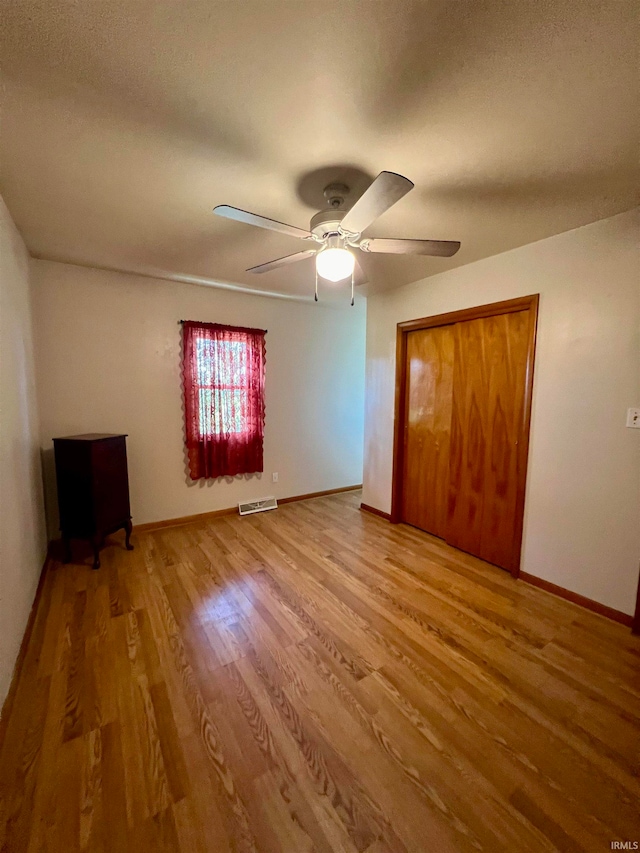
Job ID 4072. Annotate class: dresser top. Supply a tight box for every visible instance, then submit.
[53,433,128,442]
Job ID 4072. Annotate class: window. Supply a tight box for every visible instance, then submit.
[182,321,266,480]
[196,338,248,437]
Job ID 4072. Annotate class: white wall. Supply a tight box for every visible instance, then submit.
[363,209,640,616]
[0,197,47,709]
[31,260,366,532]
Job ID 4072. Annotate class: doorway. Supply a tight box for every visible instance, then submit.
[391,295,539,577]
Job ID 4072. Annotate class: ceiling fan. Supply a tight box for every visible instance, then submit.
[213,171,460,304]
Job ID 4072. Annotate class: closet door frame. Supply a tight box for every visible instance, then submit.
[391,294,539,578]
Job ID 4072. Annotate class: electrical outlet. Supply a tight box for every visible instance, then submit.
[272,472,279,483]
[626,408,640,429]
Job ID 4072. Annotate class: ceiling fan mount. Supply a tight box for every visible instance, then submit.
[213,171,461,302]
[322,182,350,209]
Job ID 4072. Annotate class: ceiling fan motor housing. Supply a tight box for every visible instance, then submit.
[310,208,347,240]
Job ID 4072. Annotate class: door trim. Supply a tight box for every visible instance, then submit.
[632,569,640,635]
[391,294,540,578]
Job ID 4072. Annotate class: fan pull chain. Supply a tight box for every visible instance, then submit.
[315,267,318,302]
[350,270,355,306]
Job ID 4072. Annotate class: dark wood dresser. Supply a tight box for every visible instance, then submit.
[53,433,133,569]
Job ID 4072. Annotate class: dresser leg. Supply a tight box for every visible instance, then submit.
[125,519,134,551]
[91,536,101,570]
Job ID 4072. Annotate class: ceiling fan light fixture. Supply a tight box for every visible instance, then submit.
[315,240,355,282]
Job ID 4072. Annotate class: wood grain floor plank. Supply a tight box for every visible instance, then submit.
[178,732,234,852]
[222,663,340,853]
[149,680,190,804]
[151,580,261,852]
[52,732,82,852]
[110,614,149,827]
[79,728,103,853]
[0,675,51,853]
[234,654,382,853]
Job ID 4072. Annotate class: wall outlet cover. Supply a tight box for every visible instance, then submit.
[626,408,640,428]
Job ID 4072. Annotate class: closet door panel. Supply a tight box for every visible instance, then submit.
[446,310,531,571]
[479,311,530,569]
[402,325,454,537]
[446,317,487,557]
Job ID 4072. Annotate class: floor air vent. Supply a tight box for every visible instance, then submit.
[238,496,278,516]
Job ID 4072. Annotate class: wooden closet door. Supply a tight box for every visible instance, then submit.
[402,325,454,537]
[446,310,531,571]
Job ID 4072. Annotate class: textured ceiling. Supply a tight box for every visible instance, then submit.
[0,0,638,299]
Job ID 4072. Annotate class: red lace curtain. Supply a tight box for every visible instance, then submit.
[182,321,266,480]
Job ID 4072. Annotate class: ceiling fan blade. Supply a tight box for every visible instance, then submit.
[340,171,414,234]
[247,249,316,274]
[214,205,312,240]
[361,237,461,257]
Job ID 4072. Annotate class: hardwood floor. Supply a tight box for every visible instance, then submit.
[1,490,639,852]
